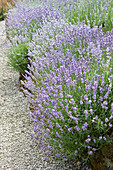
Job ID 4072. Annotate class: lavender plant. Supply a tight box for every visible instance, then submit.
[64,0,113,32]
[28,17,112,72]
[21,54,113,162]
[21,22,113,162]
[5,1,61,45]
[6,0,61,73]
[27,0,113,32]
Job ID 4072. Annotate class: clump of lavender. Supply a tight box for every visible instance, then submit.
[21,22,113,162]
[28,0,113,32]
[61,0,113,32]
[28,18,100,59]
[5,0,61,73]
[5,0,61,45]
[22,54,113,162]
[28,17,112,73]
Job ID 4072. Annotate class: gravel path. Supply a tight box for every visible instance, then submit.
[0,21,93,170]
[0,21,45,170]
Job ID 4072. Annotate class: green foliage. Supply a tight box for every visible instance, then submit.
[8,43,29,73]
[64,0,113,32]
[0,6,6,21]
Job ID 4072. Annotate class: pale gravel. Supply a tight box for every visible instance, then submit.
[0,21,93,170]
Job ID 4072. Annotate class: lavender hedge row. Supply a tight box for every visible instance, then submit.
[29,0,113,31]
[6,0,113,163]
[21,18,113,162]
[6,0,113,73]
[6,0,113,46]
[63,0,113,32]
[6,1,61,45]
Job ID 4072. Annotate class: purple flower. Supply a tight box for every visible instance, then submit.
[84,94,88,101]
[105,118,109,122]
[110,115,113,119]
[99,96,103,101]
[67,94,72,98]
[92,94,96,100]
[109,123,112,127]
[104,92,109,99]
[74,150,78,154]
[74,126,80,131]
[93,139,96,143]
[80,100,83,105]
[46,150,50,155]
[56,123,60,128]
[60,93,63,98]
[90,109,93,114]
[65,99,68,102]
[84,122,88,127]
[99,136,102,140]
[72,107,77,113]
[93,115,98,120]
[103,136,106,140]
[84,110,88,114]
[88,146,92,149]
[84,110,88,119]
[69,99,75,104]
[68,127,72,132]
[55,154,60,157]
[92,148,96,151]
[101,76,105,86]
[70,115,78,124]
[61,116,64,121]
[111,103,113,111]
[85,138,91,143]
[88,151,93,155]
[82,126,86,131]
[49,124,53,129]
[48,145,52,150]
[105,107,108,110]
[64,158,68,161]
[88,100,92,104]
[59,144,62,148]
[56,132,61,138]
[45,157,48,161]
[103,101,108,105]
